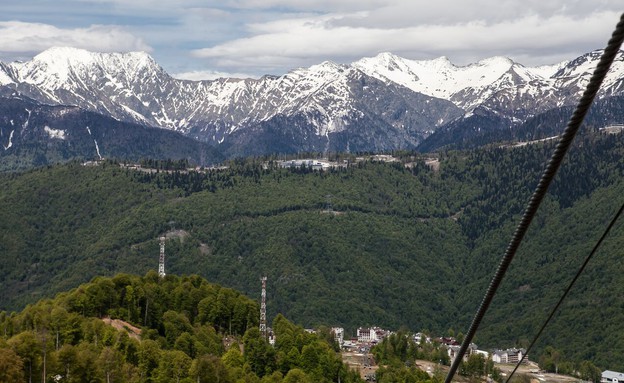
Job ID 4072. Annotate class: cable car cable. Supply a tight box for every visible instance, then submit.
[504,201,624,383]
[444,12,624,383]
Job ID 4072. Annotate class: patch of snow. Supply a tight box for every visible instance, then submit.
[120,104,149,123]
[85,125,102,158]
[600,124,624,134]
[3,130,15,150]
[94,139,102,159]
[0,68,14,85]
[44,126,66,140]
[22,109,32,131]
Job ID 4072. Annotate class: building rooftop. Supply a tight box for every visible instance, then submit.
[602,371,624,380]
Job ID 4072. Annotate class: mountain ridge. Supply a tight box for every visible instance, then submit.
[0,95,224,170]
[354,49,624,120]
[1,47,624,157]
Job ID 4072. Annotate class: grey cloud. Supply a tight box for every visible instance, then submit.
[0,21,151,55]
[193,9,621,74]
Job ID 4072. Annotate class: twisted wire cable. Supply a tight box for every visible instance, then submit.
[444,12,624,383]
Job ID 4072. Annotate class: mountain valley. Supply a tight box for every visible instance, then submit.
[2,47,624,375]
[2,128,624,370]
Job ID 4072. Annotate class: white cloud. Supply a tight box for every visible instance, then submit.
[0,21,151,55]
[1,0,622,76]
[172,69,259,81]
[193,9,622,72]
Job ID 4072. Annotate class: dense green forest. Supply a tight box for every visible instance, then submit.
[1,129,624,372]
[0,273,370,383]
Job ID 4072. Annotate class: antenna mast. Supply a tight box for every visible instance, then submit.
[325,194,333,214]
[260,276,267,339]
[158,236,166,278]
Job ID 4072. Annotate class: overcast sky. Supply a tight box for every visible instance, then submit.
[0,1,621,80]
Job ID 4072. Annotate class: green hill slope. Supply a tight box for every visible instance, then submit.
[0,272,364,383]
[1,130,624,370]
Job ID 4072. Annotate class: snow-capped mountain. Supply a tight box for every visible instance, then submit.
[353,53,530,102]
[353,50,624,121]
[0,47,461,153]
[1,47,623,157]
[0,96,223,170]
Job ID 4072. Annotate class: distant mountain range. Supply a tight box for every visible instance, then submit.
[1,47,624,165]
[0,96,223,170]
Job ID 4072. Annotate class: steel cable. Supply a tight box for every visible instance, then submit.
[444,12,624,383]
[504,202,624,383]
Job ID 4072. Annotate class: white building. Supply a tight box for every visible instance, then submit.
[602,371,624,383]
[332,327,344,345]
[413,332,431,344]
[357,327,388,343]
[492,348,527,364]
[447,343,478,363]
[279,159,330,170]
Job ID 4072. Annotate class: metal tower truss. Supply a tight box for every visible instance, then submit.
[158,236,166,278]
[260,276,267,339]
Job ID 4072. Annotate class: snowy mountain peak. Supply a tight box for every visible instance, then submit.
[352,50,624,116]
[303,61,350,77]
[0,63,14,86]
[530,61,569,79]
[429,56,454,68]
[31,46,156,67]
[474,56,514,68]
[19,47,97,86]
[554,49,609,78]
[11,47,163,90]
[33,46,97,63]
[550,49,624,96]
[370,52,406,66]
[353,53,520,100]
[2,47,624,156]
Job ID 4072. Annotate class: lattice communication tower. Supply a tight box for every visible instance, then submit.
[158,236,166,278]
[325,194,333,213]
[260,277,267,339]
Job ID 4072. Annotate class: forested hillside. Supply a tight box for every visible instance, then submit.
[417,95,624,152]
[0,273,364,383]
[0,97,225,172]
[1,129,624,370]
